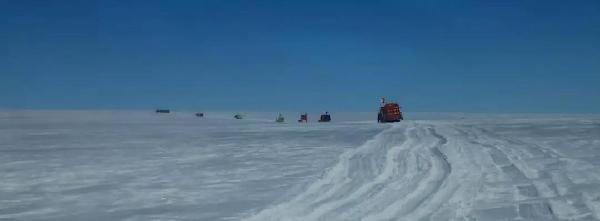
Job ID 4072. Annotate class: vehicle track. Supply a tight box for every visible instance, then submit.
[245,122,457,221]
[466,126,598,220]
[244,121,600,221]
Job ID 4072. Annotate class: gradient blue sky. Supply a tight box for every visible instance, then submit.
[1,0,599,112]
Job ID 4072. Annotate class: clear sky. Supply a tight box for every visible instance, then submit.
[1,0,599,112]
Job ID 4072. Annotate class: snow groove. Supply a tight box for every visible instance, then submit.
[245,120,600,221]
[245,122,456,221]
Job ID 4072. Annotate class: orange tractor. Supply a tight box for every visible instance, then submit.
[378,98,403,123]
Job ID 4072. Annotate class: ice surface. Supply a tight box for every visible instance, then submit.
[1,111,600,220]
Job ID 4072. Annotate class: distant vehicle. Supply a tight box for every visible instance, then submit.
[377,97,403,123]
[318,112,331,122]
[195,112,204,117]
[234,114,244,119]
[275,113,285,123]
[156,109,170,113]
[298,113,308,123]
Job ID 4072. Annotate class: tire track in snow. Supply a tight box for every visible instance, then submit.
[244,122,455,221]
[461,127,561,220]
[470,127,600,220]
[244,121,595,220]
[364,126,451,221]
[399,127,453,221]
[244,123,410,221]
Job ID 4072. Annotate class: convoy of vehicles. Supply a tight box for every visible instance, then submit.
[156,97,403,123]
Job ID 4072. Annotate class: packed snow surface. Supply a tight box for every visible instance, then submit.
[1,111,600,220]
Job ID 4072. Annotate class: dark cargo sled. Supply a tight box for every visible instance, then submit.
[318,112,331,122]
[298,113,308,123]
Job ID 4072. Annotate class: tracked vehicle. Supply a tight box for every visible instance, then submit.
[378,98,403,123]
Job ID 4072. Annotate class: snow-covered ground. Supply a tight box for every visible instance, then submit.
[1,111,600,220]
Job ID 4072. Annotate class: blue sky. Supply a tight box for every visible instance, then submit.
[1,0,599,112]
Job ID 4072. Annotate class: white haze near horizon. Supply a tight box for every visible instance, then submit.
[1,111,600,220]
